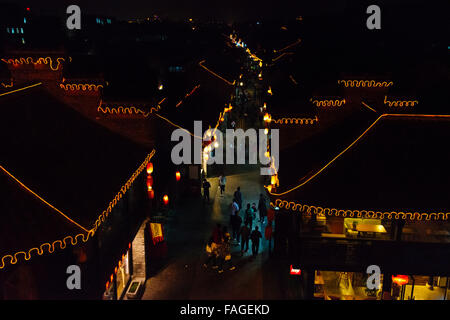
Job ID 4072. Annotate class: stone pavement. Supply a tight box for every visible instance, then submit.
[141,165,303,300]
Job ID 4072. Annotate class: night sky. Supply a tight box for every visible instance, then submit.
[8,0,440,23]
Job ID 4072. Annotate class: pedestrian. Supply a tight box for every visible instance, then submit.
[244,203,255,231]
[219,174,226,196]
[250,226,262,255]
[258,193,267,223]
[251,203,257,220]
[203,178,211,204]
[233,187,242,209]
[239,223,250,255]
[230,198,239,226]
[217,233,235,273]
[231,213,242,244]
[203,238,218,269]
[212,223,222,245]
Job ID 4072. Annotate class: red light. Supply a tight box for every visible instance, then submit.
[148,189,154,199]
[146,175,153,189]
[175,171,181,181]
[163,195,169,205]
[392,275,408,286]
[26,7,30,11]
[290,265,301,275]
[146,162,153,174]
[128,243,131,249]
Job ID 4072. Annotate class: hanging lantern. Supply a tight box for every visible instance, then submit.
[163,195,169,205]
[175,171,181,181]
[146,175,153,189]
[146,162,153,174]
[392,275,409,286]
[264,128,269,135]
[148,189,154,199]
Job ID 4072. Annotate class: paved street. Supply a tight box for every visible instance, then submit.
[142,165,303,300]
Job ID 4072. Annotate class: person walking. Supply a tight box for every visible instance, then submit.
[250,226,262,256]
[239,223,250,255]
[203,238,218,268]
[219,174,226,196]
[233,187,242,209]
[244,203,255,231]
[203,178,211,204]
[230,198,239,226]
[231,213,242,244]
[258,193,267,223]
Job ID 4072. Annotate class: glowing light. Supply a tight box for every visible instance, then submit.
[272,199,449,221]
[392,275,409,286]
[264,128,269,135]
[146,175,153,188]
[311,98,346,107]
[98,98,164,117]
[267,87,272,95]
[175,171,181,181]
[338,80,393,88]
[271,175,277,185]
[263,113,272,122]
[289,75,298,85]
[199,60,235,86]
[274,39,301,53]
[0,82,42,97]
[1,79,13,88]
[158,84,163,90]
[59,83,104,91]
[272,116,318,125]
[2,56,67,71]
[163,195,169,205]
[290,265,301,275]
[146,162,153,174]
[214,142,219,148]
[272,52,293,62]
[384,96,418,107]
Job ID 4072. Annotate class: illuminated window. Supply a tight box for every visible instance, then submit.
[107,19,111,24]
[21,28,24,34]
[6,28,10,33]
[24,17,27,24]
[11,28,14,34]
[21,38,25,44]
[16,28,19,34]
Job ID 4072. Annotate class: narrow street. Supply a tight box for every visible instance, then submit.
[142,165,303,299]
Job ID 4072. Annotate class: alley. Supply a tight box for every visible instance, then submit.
[142,165,303,300]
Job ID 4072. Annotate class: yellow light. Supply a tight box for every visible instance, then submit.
[59,83,104,91]
[311,98,346,107]
[263,113,272,122]
[214,142,219,148]
[263,102,267,109]
[338,80,393,88]
[204,154,209,161]
[267,87,272,95]
[1,56,66,71]
[384,96,418,107]
[265,151,270,158]
[272,116,318,125]
[271,175,277,185]
[0,82,42,97]
[264,128,269,135]
[158,84,163,90]
[267,185,273,193]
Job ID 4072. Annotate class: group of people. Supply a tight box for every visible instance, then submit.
[203,175,269,273]
[230,189,267,256]
[203,224,235,273]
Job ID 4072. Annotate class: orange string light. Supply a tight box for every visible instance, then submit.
[384,96,418,107]
[311,98,346,107]
[59,83,104,91]
[338,80,393,88]
[2,57,67,71]
[198,60,236,86]
[0,82,42,97]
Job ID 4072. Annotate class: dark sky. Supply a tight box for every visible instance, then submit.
[7,0,444,26]
[7,0,354,21]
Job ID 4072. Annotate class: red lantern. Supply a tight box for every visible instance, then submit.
[163,195,169,205]
[146,162,153,174]
[175,171,181,181]
[146,175,153,189]
[147,189,154,199]
[392,275,408,286]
